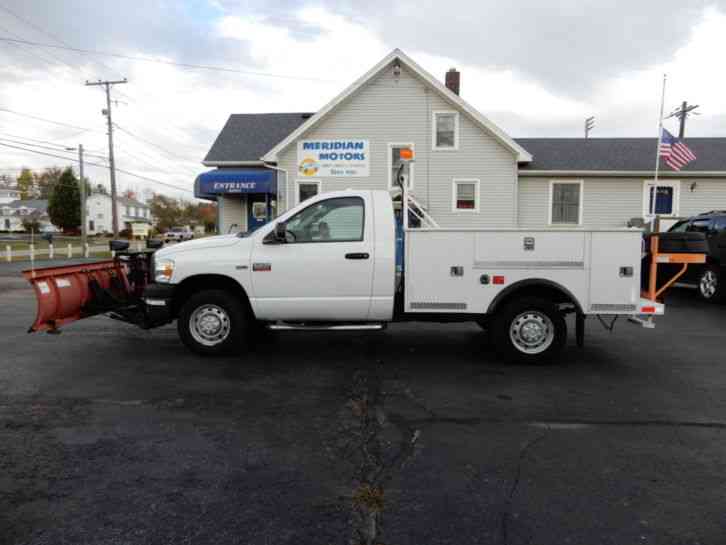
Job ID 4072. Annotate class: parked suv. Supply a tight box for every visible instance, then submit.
[668,211,726,301]
[163,226,194,243]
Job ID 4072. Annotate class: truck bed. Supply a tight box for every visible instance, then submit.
[404,228,644,315]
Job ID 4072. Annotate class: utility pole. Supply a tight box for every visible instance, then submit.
[85,78,127,236]
[66,144,86,250]
[667,100,700,139]
[584,116,595,139]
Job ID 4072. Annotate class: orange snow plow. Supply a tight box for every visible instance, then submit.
[22,242,160,333]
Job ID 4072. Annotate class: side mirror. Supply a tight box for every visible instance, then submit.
[274,222,287,243]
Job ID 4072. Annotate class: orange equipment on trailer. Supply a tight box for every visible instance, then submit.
[642,233,707,303]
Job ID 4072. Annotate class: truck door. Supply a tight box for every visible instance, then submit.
[250,195,374,321]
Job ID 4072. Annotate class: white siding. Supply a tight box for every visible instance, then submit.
[680,179,726,216]
[218,196,246,233]
[518,176,726,228]
[519,177,647,228]
[277,64,518,228]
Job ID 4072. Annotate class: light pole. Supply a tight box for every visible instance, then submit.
[67,145,86,250]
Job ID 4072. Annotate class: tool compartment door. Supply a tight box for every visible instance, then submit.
[588,231,642,313]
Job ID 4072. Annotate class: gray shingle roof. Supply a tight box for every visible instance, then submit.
[204,113,312,163]
[202,113,726,172]
[7,199,47,212]
[515,137,726,171]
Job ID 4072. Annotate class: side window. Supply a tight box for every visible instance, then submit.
[688,219,712,233]
[712,217,726,232]
[432,111,459,150]
[285,197,364,243]
[452,179,479,211]
[297,181,320,204]
[550,181,582,225]
[668,220,689,233]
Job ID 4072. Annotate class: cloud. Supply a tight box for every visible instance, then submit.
[0,1,725,200]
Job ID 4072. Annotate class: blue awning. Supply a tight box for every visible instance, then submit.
[195,169,276,199]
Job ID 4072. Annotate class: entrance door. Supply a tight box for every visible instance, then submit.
[247,195,270,232]
[250,195,374,321]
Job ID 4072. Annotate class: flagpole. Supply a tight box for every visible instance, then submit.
[650,73,667,229]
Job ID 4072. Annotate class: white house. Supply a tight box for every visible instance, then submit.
[0,188,21,205]
[86,193,153,234]
[0,199,59,233]
[197,49,726,234]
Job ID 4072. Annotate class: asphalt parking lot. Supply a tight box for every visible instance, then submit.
[1,260,725,545]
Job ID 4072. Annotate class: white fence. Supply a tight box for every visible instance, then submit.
[3,240,146,262]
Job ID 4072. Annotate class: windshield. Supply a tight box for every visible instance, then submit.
[668,220,689,233]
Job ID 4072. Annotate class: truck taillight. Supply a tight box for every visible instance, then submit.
[493,275,505,285]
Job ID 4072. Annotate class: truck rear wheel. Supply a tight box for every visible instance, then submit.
[177,289,249,356]
[491,297,567,364]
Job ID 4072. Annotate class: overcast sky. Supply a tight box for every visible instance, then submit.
[1,0,725,200]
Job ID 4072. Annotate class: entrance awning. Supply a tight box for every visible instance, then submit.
[194,169,276,199]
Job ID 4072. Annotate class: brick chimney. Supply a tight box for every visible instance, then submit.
[445,68,460,95]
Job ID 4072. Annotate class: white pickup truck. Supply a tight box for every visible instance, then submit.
[133,188,662,363]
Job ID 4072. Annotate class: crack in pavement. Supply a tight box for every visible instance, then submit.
[501,427,550,545]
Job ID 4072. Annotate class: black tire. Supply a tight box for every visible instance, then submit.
[177,289,249,356]
[697,265,723,302]
[490,297,567,364]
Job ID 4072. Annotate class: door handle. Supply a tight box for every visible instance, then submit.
[345,252,370,260]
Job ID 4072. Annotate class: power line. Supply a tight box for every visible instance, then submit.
[0,141,193,193]
[0,135,108,159]
[115,143,198,179]
[0,107,92,131]
[113,123,200,167]
[0,10,210,164]
[0,37,337,82]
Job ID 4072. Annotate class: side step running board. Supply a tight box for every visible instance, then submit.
[267,323,386,331]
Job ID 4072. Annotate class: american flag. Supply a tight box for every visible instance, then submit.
[659,128,697,171]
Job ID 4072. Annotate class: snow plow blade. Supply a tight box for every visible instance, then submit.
[22,260,134,333]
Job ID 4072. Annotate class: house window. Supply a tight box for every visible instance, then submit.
[125,206,130,216]
[89,220,95,231]
[549,181,583,225]
[433,111,459,150]
[452,179,480,212]
[388,143,414,189]
[4,219,9,230]
[296,180,321,204]
[643,181,679,217]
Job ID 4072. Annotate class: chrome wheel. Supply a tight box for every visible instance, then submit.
[189,304,231,347]
[509,311,555,355]
[700,270,718,299]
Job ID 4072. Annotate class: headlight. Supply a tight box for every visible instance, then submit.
[154,259,175,283]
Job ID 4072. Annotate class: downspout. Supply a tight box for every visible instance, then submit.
[262,162,288,218]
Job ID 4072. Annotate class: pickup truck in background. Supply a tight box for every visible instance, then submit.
[163,226,194,243]
[22,186,676,365]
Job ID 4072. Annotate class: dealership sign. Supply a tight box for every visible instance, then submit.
[297,139,369,177]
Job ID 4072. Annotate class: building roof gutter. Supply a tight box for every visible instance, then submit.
[518,169,726,178]
[201,160,267,167]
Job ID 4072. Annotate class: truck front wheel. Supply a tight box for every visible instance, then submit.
[177,289,249,356]
[491,297,567,364]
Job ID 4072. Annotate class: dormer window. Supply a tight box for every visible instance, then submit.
[432,111,459,150]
